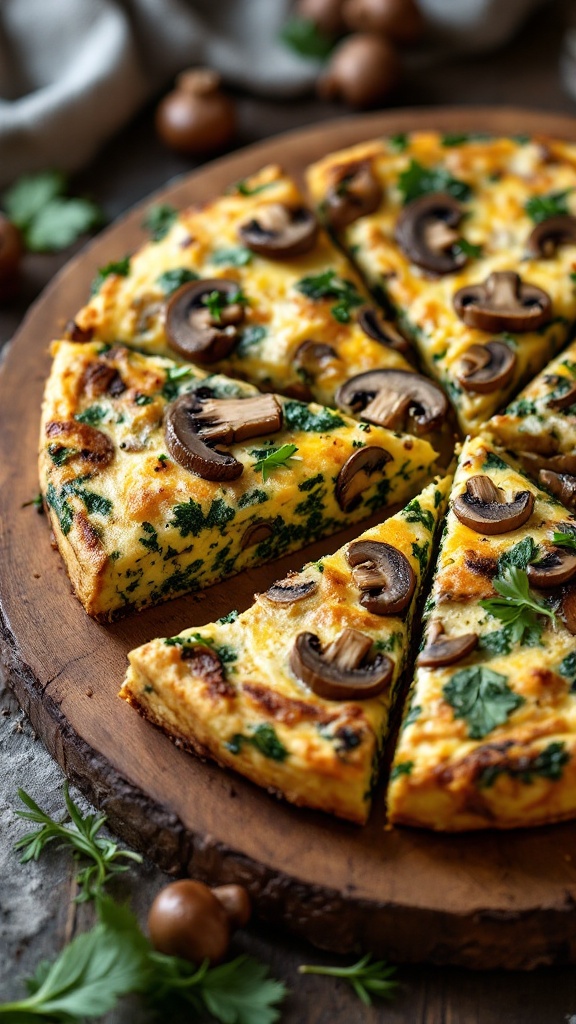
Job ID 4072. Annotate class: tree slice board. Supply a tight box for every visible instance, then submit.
[3,108,576,971]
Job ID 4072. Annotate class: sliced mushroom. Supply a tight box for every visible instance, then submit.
[527,215,576,258]
[336,369,448,435]
[547,382,576,412]
[453,271,552,333]
[238,203,318,259]
[165,393,242,480]
[357,307,412,356]
[324,161,383,231]
[290,628,393,700]
[417,621,478,667]
[452,474,535,535]
[45,420,115,468]
[539,470,576,508]
[527,548,576,588]
[335,446,391,512]
[346,539,416,615]
[293,340,339,380]
[241,520,274,549]
[190,394,282,443]
[65,320,93,343]
[166,279,245,363]
[265,575,318,604]
[456,341,516,394]
[395,193,467,275]
[562,586,576,634]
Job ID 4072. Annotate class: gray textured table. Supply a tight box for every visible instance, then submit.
[3,2,576,1019]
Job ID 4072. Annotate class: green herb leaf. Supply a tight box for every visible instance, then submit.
[161,364,197,399]
[454,238,483,260]
[553,524,576,552]
[280,16,335,59]
[299,954,398,1007]
[236,324,267,357]
[497,536,537,575]
[226,724,288,762]
[388,133,408,152]
[75,404,106,425]
[404,497,435,532]
[91,257,130,295]
[397,159,472,205]
[253,444,299,482]
[3,171,66,226]
[13,785,142,902]
[142,204,177,241]
[525,189,573,224]
[480,566,556,645]
[202,287,248,323]
[477,740,569,789]
[24,197,101,252]
[296,269,363,323]
[21,492,44,511]
[211,245,253,267]
[156,267,199,295]
[284,399,344,433]
[443,665,524,739]
[232,178,276,197]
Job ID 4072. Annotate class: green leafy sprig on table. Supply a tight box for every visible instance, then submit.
[14,784,142,902]
[2,171,103,252]
[479,565,557,646]
[299,954,398,1006]
[252,444,299,481]
[0,897,288,1024]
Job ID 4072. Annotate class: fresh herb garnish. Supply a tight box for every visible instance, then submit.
[202,287,248,323]
[14,785,142,902]
[156,267,199,295]
[91,256,131,295]
[134,393,153,406]
[161,364,196,400]
[480,566,556,645]
[497,536,537,575]
[211,245,253,267]
[525,189,573,224]
[454,238,483,259]
[280,16,335,59]
[299,955,398,1007]
[22,492,44,511]
[397,159,472,205]
[253,444,299,482]
[142,203,177,241]
[443,665,524,739]
[75,404,106,425]
[553,527,576,552]
[296,269,363,323]
[388,133,408,152]
[2,171,102,252]
[284,399,344,433]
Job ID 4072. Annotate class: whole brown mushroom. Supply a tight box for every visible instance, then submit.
[343,0,424,43]
[212,884,253,930]
[148,879,231,964]
[156,68,236,155]
[296,0,347,36]
[318,33,400,108]
[0,214,23,301]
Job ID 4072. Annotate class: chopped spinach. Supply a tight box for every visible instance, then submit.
[156,267,199,296]
[483,450,508,472]
[295,270,363,323]
[238,488,268,508]
[46,482,73,535]
[210,246,252,267]
[226,723,288,761]
[139,521,161,554]
[284,400,344,433]
[91,257,130,296]
[411,540,429,575]
[171,497,236,537]
[235,324,267,358]
[391,761,414,780]
[75,405,106,426]
[477,741,569,788]
[397,159,472,205]
[404,498,434,532]
[525,189,573,224]
[142,204,177,242]
[497,536,537,575]
[443,666,523,739]
[161,364,197,400]
[217,610,239,625]
[388,133,408,152]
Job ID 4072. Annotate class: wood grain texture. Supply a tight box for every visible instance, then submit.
[3,108,576,971]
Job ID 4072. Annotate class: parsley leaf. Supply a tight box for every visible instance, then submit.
[161,364,197,400]
[404,497,434,532]
[3,170,66,226]
[454,238,483,260]
[525,189,573,224]
[280,16,335,59]
[397,159,472,205]
[553,524,576,552]
[14,785,142,902]
[296,270,363,323]
[252,444,299,481]
[211,245,253,267]
[388,133,408,152]
[443,665,524,739]
[480,566,556,645]
[299,954,398,1007]
[497,536,537,575]
[91,257,130,295]
[202,287,248,323]
[142,203,177,241]
[156,267,199,295]
[25,197,102,252]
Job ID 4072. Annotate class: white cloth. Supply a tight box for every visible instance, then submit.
[0,0,557,188]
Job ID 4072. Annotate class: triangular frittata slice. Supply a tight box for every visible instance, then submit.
[484,335,576,506]
[120,475,451,823]
[388,435,576,831]
[307,132,576,434]
[40,340,438,620]
[69,164,414,409]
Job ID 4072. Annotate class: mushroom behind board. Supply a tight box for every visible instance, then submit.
[395,193,467,275]
[290,627,394,700]
[165,279,246,364]
[453,271,552,333]
[238,203,319,259]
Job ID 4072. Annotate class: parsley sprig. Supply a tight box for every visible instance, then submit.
[299,954,398,1006]
[480,566,557,645]
[202,287,248,323]
[296,270,363,323]
[14,785,142,902]
[553,529,576,552]
[2,171,103,252]
[253,444,299,481]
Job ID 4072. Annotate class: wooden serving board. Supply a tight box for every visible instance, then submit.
[3,107,576,971]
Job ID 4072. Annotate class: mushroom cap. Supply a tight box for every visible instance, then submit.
[165,392,243,481]
[319,33,401,109]
[165,278,244,363]
[293,339,339,379]
[456,341,516,394]
[527,548,576,588]
[452,474,535,535]
[547,380,576,412]
[346,539,416,614]
[357,306,412,357]
[212,884,252,930]
[453,271,552,333]
[238,203,318,259]
[335,445,392,512]
[336,369,448,435]
[241,520,274,549]
[265,575,318,604]
[323,159,383,230]
[290,628,394,700]
[148,879,230,964]
[417,627,478,667]
[527,215,576,258]
[395,192,467,275]
[539,470,576,509]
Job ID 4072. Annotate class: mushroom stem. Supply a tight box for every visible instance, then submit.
[324,628,373,671]
[193,394,283,443]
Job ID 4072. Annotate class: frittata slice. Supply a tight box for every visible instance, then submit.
[69,164,414,409]
[40,340,438,620]
[120,475,451,823]
[307,132,576,435]
[484,335,576,506]
[388,435,576,831]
